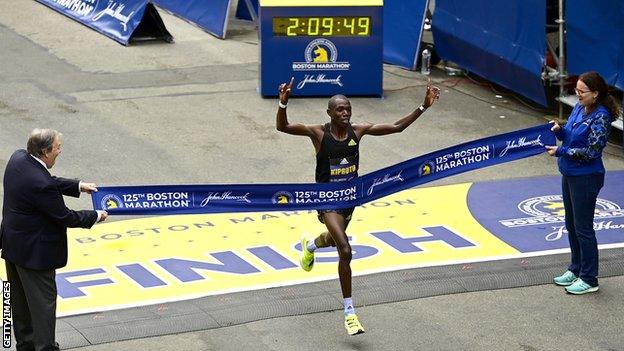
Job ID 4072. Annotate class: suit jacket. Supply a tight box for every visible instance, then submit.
[1,149,97,270]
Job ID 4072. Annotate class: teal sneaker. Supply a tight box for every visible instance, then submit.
[565,278,599,295]
[553,271,577,286]
[300,237,314,272]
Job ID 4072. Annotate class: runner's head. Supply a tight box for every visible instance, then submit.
[327,95,351,127]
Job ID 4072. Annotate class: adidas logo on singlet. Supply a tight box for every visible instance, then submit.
[348,139,357,146]
[340,158,349,165]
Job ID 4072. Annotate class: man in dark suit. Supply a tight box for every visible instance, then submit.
[1,128,108,351]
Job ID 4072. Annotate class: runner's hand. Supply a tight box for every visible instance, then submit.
[278,77,294,105]
[423,78,440,108]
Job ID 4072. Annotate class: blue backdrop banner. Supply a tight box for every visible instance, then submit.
[383,0,428,70]
[37,0,150,45]
[235,0,258,21]
[567,0,624,91]
[152,0,230,38]
[432,0,547,106]
[93,124,555,215]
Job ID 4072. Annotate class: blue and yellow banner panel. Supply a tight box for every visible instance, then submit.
[3,171,620,317]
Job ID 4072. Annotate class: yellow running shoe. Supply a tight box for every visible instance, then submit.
[344,314,365,336]
[300,237,314,272]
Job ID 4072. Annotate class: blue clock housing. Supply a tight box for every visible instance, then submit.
[259,1,383,97]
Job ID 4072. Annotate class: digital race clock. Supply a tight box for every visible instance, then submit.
[272,16,371,37]
[259,0,383,97]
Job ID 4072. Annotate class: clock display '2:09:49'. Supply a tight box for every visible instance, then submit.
[272,17,371,37]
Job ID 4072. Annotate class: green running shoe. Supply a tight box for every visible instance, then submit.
[300,237,314,272]
[565,279,599,295]
[344,314,365,336]
[553,271,577,286]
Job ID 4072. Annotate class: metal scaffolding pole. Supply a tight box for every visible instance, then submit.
[556,0,566,119]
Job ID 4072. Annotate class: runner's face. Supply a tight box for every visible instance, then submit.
[328,99,351,127]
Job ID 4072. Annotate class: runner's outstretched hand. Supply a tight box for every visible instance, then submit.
[278,77,294,105]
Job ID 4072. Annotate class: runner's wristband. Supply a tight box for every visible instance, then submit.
[418,105,426,112]
[278,101,288,109]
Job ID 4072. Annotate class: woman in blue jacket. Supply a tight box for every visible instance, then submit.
[546,71,619,294]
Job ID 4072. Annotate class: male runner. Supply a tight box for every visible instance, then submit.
[276,78,440,335]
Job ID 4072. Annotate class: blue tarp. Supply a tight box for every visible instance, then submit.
[567,0,624,91]
[153,0,230,38]
[36,0,150,45]
[235,0,258,21]
[383,0,428,69]
[432,0,547,106]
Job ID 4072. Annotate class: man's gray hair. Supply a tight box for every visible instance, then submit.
[27,128,61,158]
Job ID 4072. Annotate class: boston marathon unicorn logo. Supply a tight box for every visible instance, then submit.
[292,38,350,72]
[517,195,568,217]
[271,191,293,204]
[499,195,624,241]
[313,45,329,62]
[418,160,436,177]
[292,38,350,90]
[305,38,337,64]
[516,195,621,219]
[106,198,118,209]
[100,194,123,210]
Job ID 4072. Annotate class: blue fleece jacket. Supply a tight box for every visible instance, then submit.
[554,103,612,176]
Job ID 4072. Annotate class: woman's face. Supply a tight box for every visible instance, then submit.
[575,80,598,107]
